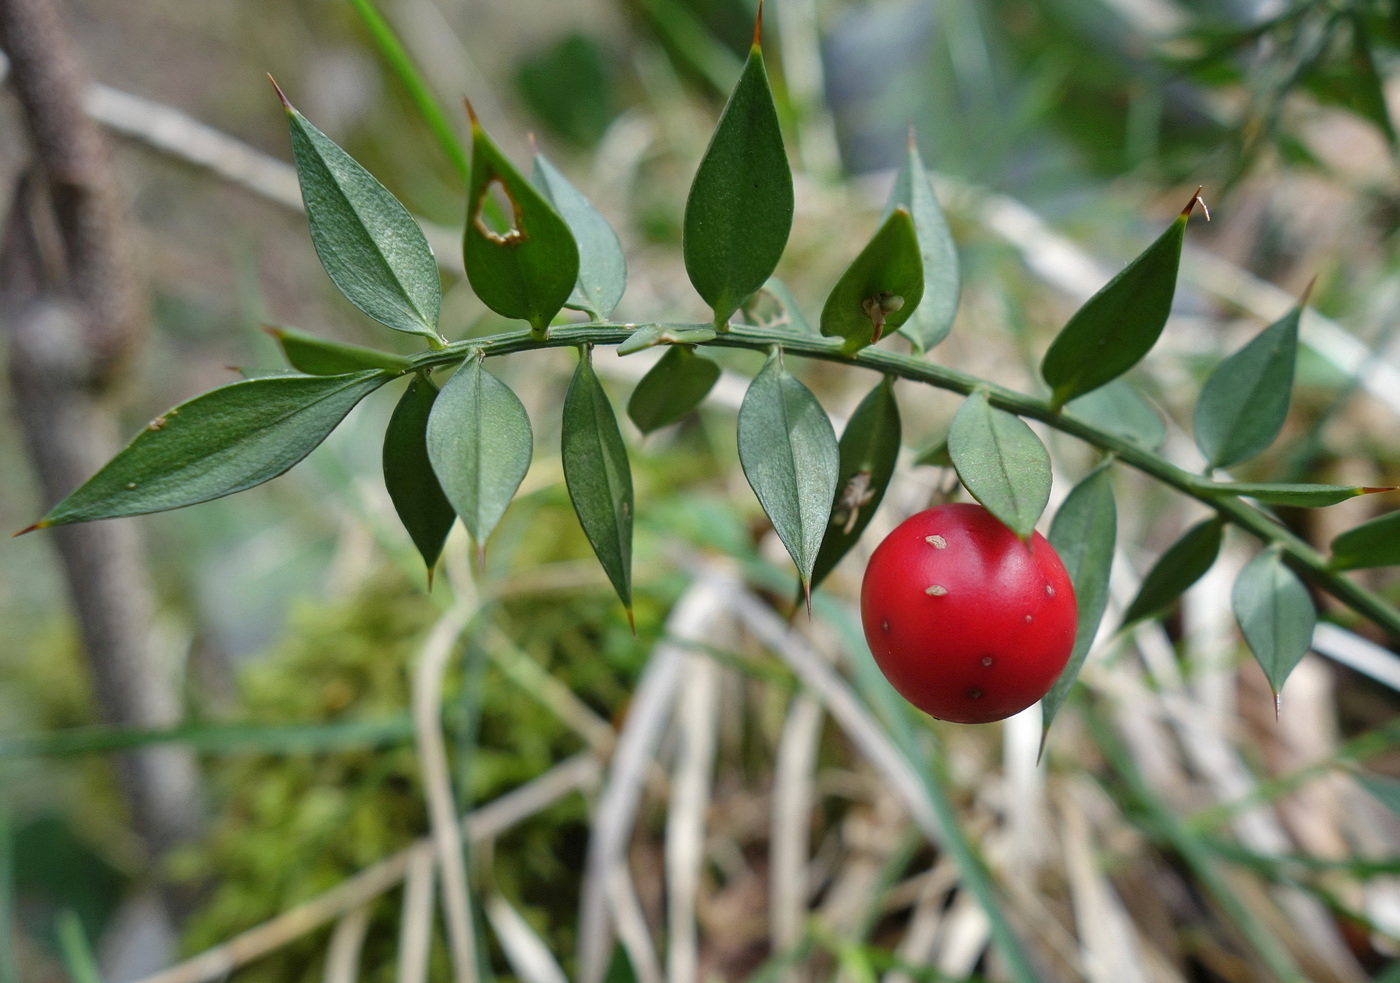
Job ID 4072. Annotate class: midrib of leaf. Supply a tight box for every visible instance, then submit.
[232,373,383,435]
[589,382,627,540]
[311,147,433,331]
[774,377,810,556]
[986,411,1025,519]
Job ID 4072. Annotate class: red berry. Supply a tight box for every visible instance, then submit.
[860,503,1077,724]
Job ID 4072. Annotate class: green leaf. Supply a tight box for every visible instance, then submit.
[742,278,813,335]
[1330,509,1400,570]
[1232,549,1315,697]
[1345,14,1398,149]
[883,135,959,353]
[1041,192,1201,408]
[277,85,442,340]
[464,107,580,334]
[682,35,793,327]
[1198,482,1391,508]
[1065,380,1165,451]
[562,348,634,613]
[531,152,627,319]
[425,358,533,554]
[1194,301,1301,469]
[1044,462,1117,732]
[267,325,412,375]
[616,324,716,355]
[819,208,924,353]
[914,429,952,468]
[383,376,458,576]
[31,371,391,528]
[626,346,721,434]
[737,351,840,595]
[809,376,902,591]
[1120,516,1224,628]
[947,389,1052,538]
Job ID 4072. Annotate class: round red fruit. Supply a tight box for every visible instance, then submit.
[860,503,1077,724]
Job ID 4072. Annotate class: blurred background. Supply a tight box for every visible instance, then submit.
[3,0,1400,980]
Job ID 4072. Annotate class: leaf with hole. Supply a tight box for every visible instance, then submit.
[29,371,392,529]
[1044,461,1117,733]
[531,152,626,319]
[948,389,1051,539]
[425,357,533,556]
[683,26,793,327]
[1232,549,1315,697]
[1041,192,1200,408]
[1330,510,1400,570]
[277,85,442,341]
[563,348,634,615]
[883,134,959,353]
[810,375,902,592]
[1120,516,1223,628]
[267,325,412,375]
[464,107,579,334]
[626,346,721,434]
[1194,300,1301,469]
[383,375,457,577]
[737,351,840,599]
[820,208,924,353]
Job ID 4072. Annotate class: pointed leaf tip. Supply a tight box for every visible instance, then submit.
[753,0,764,48]
[13,521,46,537]
[268,74,291,111]
[463,97,480,128]
[1184,186,1209,221]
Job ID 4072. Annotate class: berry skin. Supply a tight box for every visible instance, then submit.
[860,503,1077,724]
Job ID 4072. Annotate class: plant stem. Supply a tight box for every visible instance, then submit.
[407,321,1400,640]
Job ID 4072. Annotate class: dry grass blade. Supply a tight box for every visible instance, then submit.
[412,598,480,983]
[484,894,569,983]
[771,692,823,976]
[396,849,435,983]
[666,653,722,983]
[577,573,737,983]
[728,588,942,842]
[609,862,665,983]
[323,907,371,983]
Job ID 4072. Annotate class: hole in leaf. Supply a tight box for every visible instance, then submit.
[474,177,527,244]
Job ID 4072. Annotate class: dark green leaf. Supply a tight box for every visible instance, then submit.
[883,135,959,353]
[947,389,1052,538]
[1330,509,1400,570]
[531,152,627,319]
[1065,380,1165,451]
[425,358,533,553]
[32,371,391,528]
[737,351,840,594]
[1232,549,1315,696]
[1041,193,1201,408]
[1194,302,1301,469]
[383,376,457,575]
[1345,15,1398,149]
[563,348,634,613]
[742,278,813,335]
[616,324,716,356]
[464,108,579,334]
[819,208,924,353]
[1120,516,1224,628]
[626,346,721,434]
[278,86,442,340]
[267,325,412,375]
[683,38,793,327]
[1044,462,1117,731]
[809,376,902,591]
[1199,482,1388,508]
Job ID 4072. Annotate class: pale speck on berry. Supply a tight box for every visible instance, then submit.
[1025,614,1033,623]
[980,656,994,668]
[881,619,890,633]
[925,534,947,549]
[925,585,948,596]
[1045,584,1055,597]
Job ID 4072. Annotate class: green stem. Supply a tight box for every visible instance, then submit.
[406,321,1400,640]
